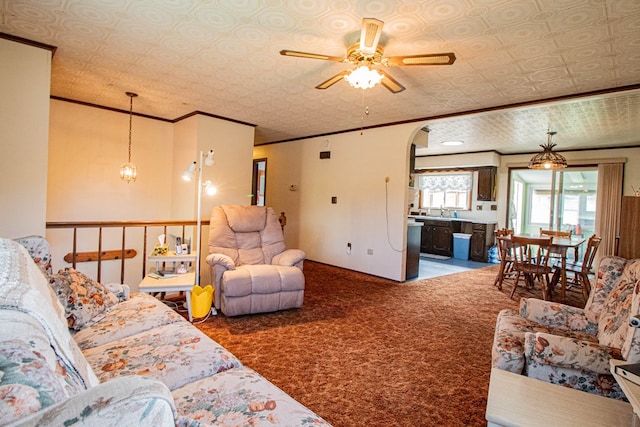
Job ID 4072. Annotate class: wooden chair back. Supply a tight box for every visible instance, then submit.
[496,235,513,261]
[511,236,553,274]
[579,234,602,273]
[495,228,514,238]
[540,228,572,238]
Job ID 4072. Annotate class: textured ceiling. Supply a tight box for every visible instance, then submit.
[2,0,639,155]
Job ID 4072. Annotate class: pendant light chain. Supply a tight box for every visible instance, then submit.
[128,93,133,163]
[120,91,138,183]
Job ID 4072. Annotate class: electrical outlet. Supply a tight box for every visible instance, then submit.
[347,242,352,255]
[331,196,337,204]
[367,249,373,255]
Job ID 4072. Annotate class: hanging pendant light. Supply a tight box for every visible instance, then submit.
[120,91,138,183]
[528,130,567,170]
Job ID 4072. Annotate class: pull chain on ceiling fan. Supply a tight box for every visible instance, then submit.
[280,18,456,93]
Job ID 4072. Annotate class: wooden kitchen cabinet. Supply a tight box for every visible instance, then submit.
[470,223,496,262]
[418,219,461,257]
[431,222,453,256]
[477,167,496,201]
[618,196,640,259]
[406,222,422,279]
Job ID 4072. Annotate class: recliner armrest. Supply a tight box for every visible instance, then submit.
[272,249,306,267]
[205,253,236,270]
[524,331,616,375]
[12,376,176,427]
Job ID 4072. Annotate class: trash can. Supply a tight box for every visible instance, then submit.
[453,233,471,260]
[191,284,214,319]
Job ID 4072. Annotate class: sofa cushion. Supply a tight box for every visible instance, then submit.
[0,339,69,424]
[492,308,597,374]
[585,256,628,323]
[13,235,53,276]
[172,366,331,427]
[0,311,85,398]
[597,261,640,350]
[0,239,99,389]
[72,292,183,350]
[48,268,119,331]
[83,320,241,390]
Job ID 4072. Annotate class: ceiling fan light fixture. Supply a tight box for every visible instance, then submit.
[345,65,383,90]
[528,131,567,170]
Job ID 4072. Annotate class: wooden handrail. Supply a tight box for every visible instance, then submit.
[47,220,208,228]
[46,219,211,284]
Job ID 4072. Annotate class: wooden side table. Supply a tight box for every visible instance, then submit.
[486,368,634,426]
[611,359,640,427]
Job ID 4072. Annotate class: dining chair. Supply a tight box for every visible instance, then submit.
[551,234,602,303]
[510,236,553,300]
[539,228,572,238]
[493,228,515,290]
[540,228,577,260]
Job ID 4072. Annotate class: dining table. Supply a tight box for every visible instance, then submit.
[495,234,586,302]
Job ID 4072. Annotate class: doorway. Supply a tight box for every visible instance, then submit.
[251,158,267,206]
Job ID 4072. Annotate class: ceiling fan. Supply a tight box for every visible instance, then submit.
[280,18,456,93]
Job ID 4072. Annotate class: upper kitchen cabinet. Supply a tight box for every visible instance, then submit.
[477,167,496,201]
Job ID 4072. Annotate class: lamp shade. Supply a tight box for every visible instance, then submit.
[120,162,137,182]
[528,131,567,170]
[345,65,383,89]
[182,162,196,181]
[204,150,215,166]
[204,180,217,195]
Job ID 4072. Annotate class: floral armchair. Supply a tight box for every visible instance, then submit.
[492,255,640,399]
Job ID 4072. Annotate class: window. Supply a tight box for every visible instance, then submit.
[508,168,598,237]
[417,172,472,211]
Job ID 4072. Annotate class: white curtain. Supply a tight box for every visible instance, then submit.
[417,173,472,191]
[595,163,623,258]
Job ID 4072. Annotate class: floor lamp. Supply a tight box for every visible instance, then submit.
[183,149,216,286]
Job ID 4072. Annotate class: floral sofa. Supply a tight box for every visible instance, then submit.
[0,237,331,426]
[492,255,640,400]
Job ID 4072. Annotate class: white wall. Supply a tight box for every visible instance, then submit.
[256,128,640,281]
[46,101,255,289]
[255,124,418,281]
[0,38,51,238]
[47,100,175,222]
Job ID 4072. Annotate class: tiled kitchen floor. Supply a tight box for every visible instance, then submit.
[414,256,494,280]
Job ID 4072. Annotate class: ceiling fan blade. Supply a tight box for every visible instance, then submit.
[386,52,456,66]
[315,70,350,90]
[379,71,405,93]
[359,18,384,55]
[280,50,344,62]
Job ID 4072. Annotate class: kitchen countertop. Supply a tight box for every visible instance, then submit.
[408,215,498,225]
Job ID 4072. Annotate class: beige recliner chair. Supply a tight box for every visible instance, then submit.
[206,205,305,316]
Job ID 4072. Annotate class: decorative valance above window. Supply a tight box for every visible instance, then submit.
[418,173,472,191]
